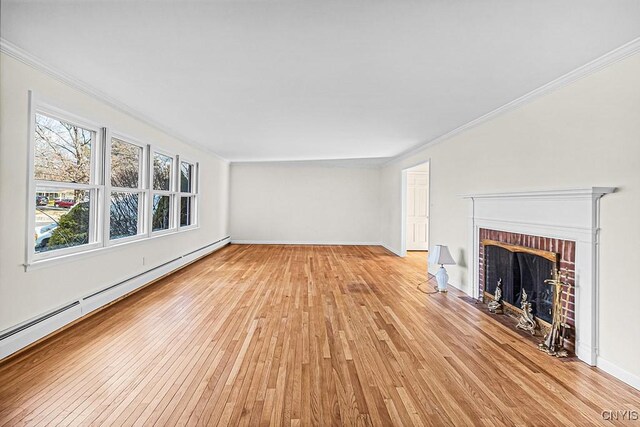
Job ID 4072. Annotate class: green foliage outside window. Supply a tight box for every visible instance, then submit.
[48,201,90,249]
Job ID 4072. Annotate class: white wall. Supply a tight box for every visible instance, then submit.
[0,53,230,332]
[380,52,640,383]
[230,162,380,244]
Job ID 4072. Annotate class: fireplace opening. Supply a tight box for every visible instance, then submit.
[484,241,556,324]
[475,229,577,355]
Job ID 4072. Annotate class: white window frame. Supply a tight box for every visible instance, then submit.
[150,146,177,235]
[105,131,149,246]
[27,94,104,265]
[177,157,199,230]
[24,92,204,270]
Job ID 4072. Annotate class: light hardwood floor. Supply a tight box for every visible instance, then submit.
[0,245,638,426]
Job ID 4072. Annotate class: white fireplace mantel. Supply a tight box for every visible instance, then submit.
[462,187,615,366]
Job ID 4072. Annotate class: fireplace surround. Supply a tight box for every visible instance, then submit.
[463,188,615,366]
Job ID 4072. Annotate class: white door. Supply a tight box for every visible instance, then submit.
[406,172,429,250]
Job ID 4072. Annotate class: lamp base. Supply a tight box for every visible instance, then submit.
[435,266,449,293]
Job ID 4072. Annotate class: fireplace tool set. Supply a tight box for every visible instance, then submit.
[539,268,573,358]
[488,280,539,335]
[487,278,504,314]
[515,288,537,335]
[488,268,573,357]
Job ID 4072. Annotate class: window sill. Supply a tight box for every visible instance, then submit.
[24,226,200,272]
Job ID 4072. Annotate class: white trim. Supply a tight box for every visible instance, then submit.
[231,242,423,259]
[177,196,198,231]
[177,157,198,230]
[150,147,178,234]
[461,187,616,200]
[597,357,640,391]
[385,37,640,165]
[0,305,83,362]
[25,225,201,272]
[110,130,151,154]
[400,170,408,257]
[0,38,229,164]
[150,194,176,235]
[151,148,176,191]
[35,181,100,191]
[231,240,382,246]
[463,187,615,368]
[145,143,153,238]
[177,158,198,194]
[1,238,231,361]
[33,97,104,133]
[105,131,148,246]
[29,98,106,264]
[400,161,431,256]
[25,91,37,268]
[108,229,145,246]
[231,157,389,168]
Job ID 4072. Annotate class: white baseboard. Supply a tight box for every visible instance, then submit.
[232,240,410,260]
[0,303,83,361]
[231,240,382,246]
[577,342,597,367]
[0,237,230,361]
[597,356,640,391]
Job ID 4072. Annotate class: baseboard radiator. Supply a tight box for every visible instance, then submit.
[0,237,230,361]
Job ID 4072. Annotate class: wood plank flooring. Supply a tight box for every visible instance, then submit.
[0,244,638,426]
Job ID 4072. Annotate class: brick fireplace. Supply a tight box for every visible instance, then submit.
[462,187,615,366]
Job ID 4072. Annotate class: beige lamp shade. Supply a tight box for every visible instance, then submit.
[428,245,456,266]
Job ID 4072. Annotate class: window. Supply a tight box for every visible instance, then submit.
[179,160,197,228]
[152,152,174,232]
[28,99,201,266]
[109,137,145,241]
[33,112,100,257]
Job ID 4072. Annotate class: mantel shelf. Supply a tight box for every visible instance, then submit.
[460,187,616,199]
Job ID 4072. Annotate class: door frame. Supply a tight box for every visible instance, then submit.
[400,159,431,257]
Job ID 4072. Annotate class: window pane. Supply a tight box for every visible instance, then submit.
[180,196,194,227]
[153,153,172,191]
[34,187,91,253]
[111,138,142,188]
[34,113,92,184]
[110,192,139,240]
[152,194,171,231]
[180,162,193,193]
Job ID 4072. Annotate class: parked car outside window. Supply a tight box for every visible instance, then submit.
[35,223,58,249]
[54,199,75,208]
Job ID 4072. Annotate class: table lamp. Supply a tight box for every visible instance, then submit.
[428,245,456,293]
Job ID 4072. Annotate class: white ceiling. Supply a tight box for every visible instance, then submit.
[2,1,640,162]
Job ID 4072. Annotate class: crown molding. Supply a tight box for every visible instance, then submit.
[231,156,390,168]
[231,240,382,246]
[385,36,640,166]
[0,38,229,164]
